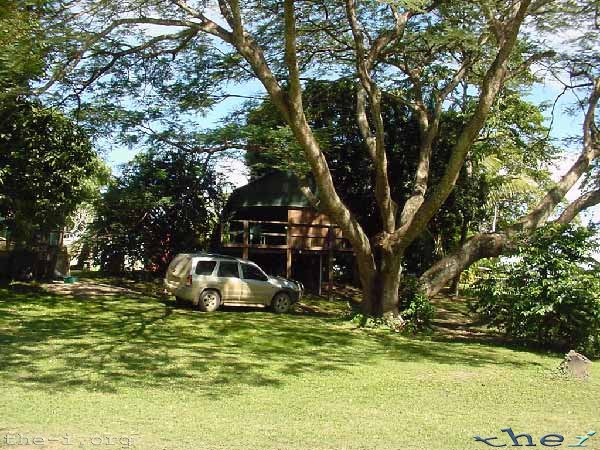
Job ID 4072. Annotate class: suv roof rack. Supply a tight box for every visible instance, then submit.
[192,252,239,260]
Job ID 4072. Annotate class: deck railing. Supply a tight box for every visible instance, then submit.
[221,219,352,252]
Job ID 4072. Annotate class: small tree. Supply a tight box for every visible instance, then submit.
[472,224,600,356]
[0,100,106,237]
[93,149,226,274]
[0,98,107,278]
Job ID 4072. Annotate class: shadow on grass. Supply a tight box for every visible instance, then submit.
[0,282,542,397]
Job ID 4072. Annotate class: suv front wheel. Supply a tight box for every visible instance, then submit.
[199,289,221,312]
[271,292,292,313]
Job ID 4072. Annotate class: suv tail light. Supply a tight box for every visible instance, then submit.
[186,275,192,287]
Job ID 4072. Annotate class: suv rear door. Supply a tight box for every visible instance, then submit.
[166,254,191,288]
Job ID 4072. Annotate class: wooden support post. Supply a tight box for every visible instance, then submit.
[286,225,292,278]
[318,254,323,296]
[327,226,334,300]
[242,220,249,260]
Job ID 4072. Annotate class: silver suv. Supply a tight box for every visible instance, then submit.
[164,253,303,313]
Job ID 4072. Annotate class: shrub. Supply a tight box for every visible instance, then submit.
[399,275,435,333]
[471,224,600,356]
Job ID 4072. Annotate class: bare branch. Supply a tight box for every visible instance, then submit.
[420,232,509,297]
[397,55,473,229]
[227,0,245,43]
[366,7,411,69]
[506,50,555,80]
[170,0,203,18]
[583,77,600,149]
[345,0,372,92]
[481,3,503,42]
[438,56,473,104]
[355,86,377,160]
[284,0,302,107]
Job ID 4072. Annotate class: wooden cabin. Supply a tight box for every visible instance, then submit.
[0,223,68,279]
[217,171,353,294]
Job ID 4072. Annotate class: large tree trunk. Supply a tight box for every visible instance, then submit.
[360,248,403,316]
[379,250,403,316]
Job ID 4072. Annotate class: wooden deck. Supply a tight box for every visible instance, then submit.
[220,219,353,289]
[221,219,353,254]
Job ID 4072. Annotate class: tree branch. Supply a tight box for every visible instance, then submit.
[555,190,600,225]
[420,232,509,297]
[346,0,397,233]
[37,14,230,94]
[170,0,203,18]
[76,29,198,93]
[275,0,377,287]
[355,86,377,160]
[137,124,244,154]
[397,55,473,228]
[420,76,600,297]
[284,0,303,108]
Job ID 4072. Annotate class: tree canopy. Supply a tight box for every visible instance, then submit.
[0,99,107,245]
[0,0,48,98]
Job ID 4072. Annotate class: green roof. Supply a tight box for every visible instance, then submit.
[224,171,316,213]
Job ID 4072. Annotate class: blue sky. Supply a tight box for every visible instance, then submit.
[105,79,263,168]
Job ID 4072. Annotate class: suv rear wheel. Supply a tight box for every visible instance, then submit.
[271,292,292,313]
[199,289,221,312]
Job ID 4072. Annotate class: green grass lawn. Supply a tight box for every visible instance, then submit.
[0,280,598,450]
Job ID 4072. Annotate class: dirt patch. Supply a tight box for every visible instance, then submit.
[41,280,143,299]
[430,295,504,343]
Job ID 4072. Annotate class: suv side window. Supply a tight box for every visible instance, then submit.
[217,261,240,278]
[196,260,216,276]
[241,263,268,281]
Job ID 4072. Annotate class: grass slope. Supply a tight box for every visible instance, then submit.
[0,281,597,450]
